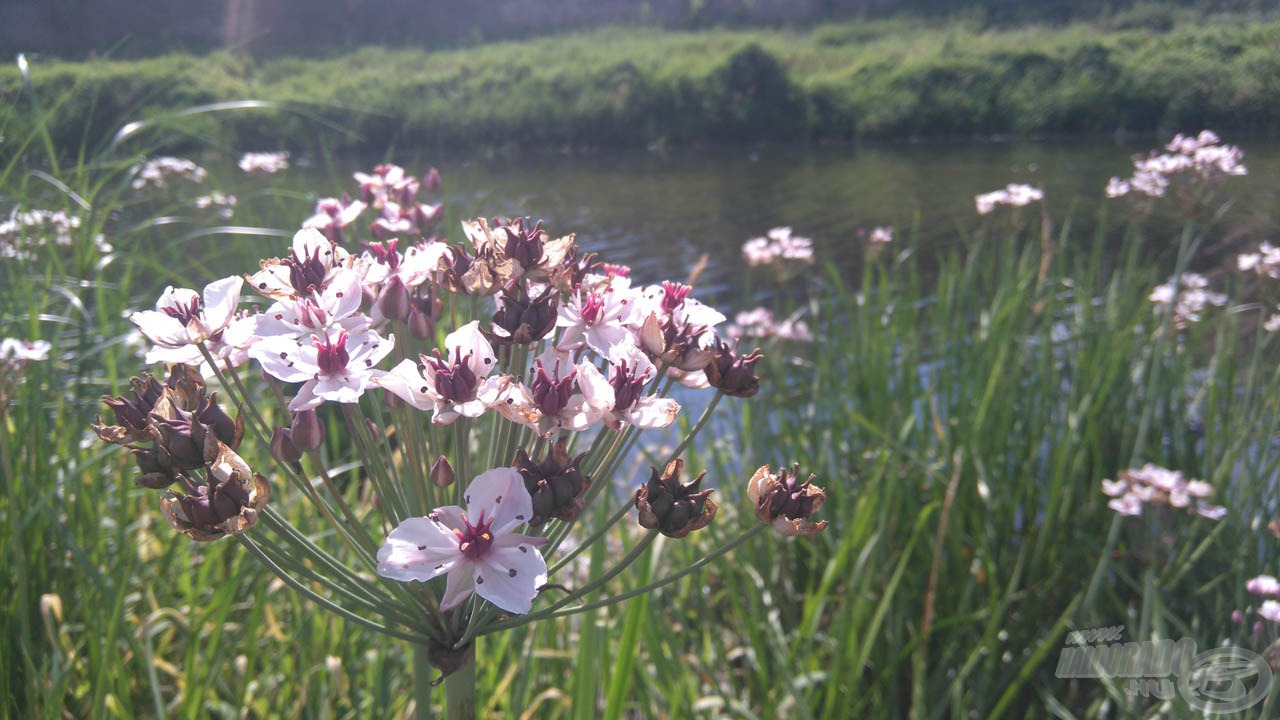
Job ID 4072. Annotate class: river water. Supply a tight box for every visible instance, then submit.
[207,138,1280,305]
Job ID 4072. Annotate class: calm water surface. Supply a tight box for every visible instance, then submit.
[207,139,1280,305]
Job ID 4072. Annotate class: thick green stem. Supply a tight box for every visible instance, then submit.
[413,644,435,720]
[443,651,477,720]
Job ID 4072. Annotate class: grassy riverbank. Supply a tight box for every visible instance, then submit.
[5,14,1280,154]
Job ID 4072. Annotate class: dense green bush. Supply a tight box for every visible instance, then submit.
[5,17,1280,155]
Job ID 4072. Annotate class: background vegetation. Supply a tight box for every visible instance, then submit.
[5,14,1280,154]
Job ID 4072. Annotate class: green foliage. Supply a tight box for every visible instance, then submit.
[7,17,1280,155]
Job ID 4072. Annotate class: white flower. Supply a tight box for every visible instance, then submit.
[869,226,893,244]
[377,467,548,614]
[576,342,680,430]
[494,348,596,436]
[741,227,814,266]
[254,269,368,339]
[975,184,1044,215]
[303,196,367,241]
[556,284,639,355]
[238,152,290,175]
[375,321,506,424]
[1105,177,1131,198]
[249,228,354,300]
[131,276,243,365]
[1260,600,1280,623]
[1247,575,1280,597]
[0,338,51,362]
[250,327,394,411]
[131,157,207,190]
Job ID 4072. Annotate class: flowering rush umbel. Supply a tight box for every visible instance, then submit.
[96,163,825,714]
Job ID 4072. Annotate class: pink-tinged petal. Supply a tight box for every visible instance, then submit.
[156,286,199,313]
[199,276,243,336]
[462,468,534,535]
[430,506,467,532]
[474,543,548,614]
[584,325,629,355]
[144,344,204,366]
[376,517,459,582]
[492,383,541,430]
[292,227,333,260]
[432,408,462,425]
[447,321,497,378]
[322,269,364,322]
[288,379,323,411]
[249,265,294,299]
[399,243,449,286]
[455,399,489,419]
[312,373,367,405]
[373,360,435,411]
[131,310,188,348]
[347,330,395,369]
[575,362,614,412]
[251,337,316,383]
[625,397,681,429]
[440,565,475,610]
[555,324,587,351]
[340,200,367,226]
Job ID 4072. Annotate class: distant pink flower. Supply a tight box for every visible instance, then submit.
[1100,464,1225,520]
[1260,601,1280,623]
[742,227,814,266]
[1149,273,1227,329]
[975,184,1043,215]
[1248,575,1280,596]
[238,152,290,175]
[869,226,893,244]
[0,338,51,362]
[303,197,367,244]
[377,467,547,614]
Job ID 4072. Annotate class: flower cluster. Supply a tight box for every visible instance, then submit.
[0,337,51,409]
[742,227,814,267]
[0,207,109,260]
[131,157,207,190]
[94,366,267,540]
[98,161,826,688]
[974,184,1044,215]
[1106,131,1246,211]
[1147,273,1227,330]
[1100,464,1226,520]
[725,307,814,343]
[238,152,290,175]
[194,191,237,220]
[869,226,893,244]
[1238,242,1280,279]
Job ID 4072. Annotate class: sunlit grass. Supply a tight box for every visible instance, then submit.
[4,58,1280,719]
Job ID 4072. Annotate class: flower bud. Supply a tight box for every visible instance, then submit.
[407,305,434,339]
[131,446,181,489]
[704,339,764,398]
[291,409,324,451]
[487,284,558,345]
[160,444,269,542]
[746,464,827,536]
[270,427,303,463]
[634,458,716,538]
[430,455,455,488]
[378,276,412,321]
[423,167,441,192]
[515,440,590,525]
